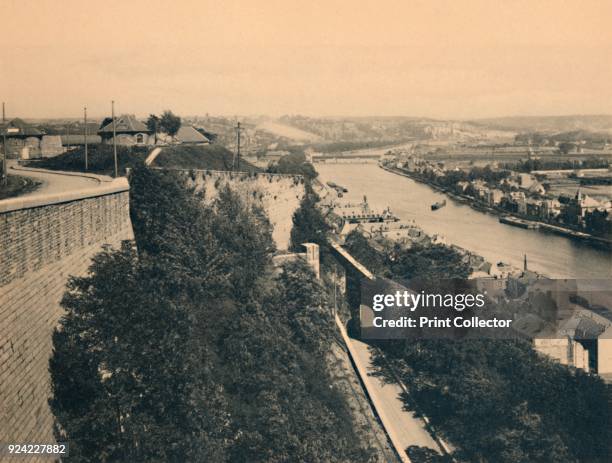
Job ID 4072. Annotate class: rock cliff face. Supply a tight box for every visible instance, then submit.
[180,170,306,250]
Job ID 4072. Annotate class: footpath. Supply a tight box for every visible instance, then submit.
[335,314,449,463]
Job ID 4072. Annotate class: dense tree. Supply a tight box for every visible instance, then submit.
[273,259,334,353]
[343,226,610,461]
[160,110,182,137]
[289,183,330,252]
[211,185,275,301]
[374,338,610,462]
[558,142,576,155]
[343,231,470,282]
[50,165,373,462]
[218,259,372,462]
[386,243,471,282]
[146,114,160,143]
[585,209,612,237]
[49,243,229,462]
[343,230,386,275]
[266,152,318,180]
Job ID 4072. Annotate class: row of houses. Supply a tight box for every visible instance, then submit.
[398,156,611,226]
[0,115,210,159]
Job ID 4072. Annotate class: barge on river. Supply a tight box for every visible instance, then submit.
[499,215,540,229]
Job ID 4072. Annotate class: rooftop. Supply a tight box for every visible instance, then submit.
[176,125,209,144]
[0,118,44,137]
[98,114,149,134]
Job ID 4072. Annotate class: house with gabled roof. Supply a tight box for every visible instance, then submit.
[0,118,45,158]
[175,125,210,144]
[98,114,153,146]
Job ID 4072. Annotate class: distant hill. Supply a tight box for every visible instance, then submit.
[277,115,437,142]
[468,115,612,133]
[154,144,261,173]
[256,120,323,143]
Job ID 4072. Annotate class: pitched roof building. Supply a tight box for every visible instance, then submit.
[175,125,210,144]
[0,118,45,158]
[98,114,152,146]
[0,118,44,138]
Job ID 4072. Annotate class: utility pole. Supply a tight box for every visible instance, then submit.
[332,270,337,318]
[1,131,7,186]
[1,102,5,185]
[84,106,88,171]
[233,121,242,171]
[112,100,118,178]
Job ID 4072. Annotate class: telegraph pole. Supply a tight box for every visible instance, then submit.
[1,102,5,185]
[84,106,88,171]
[1,131,6,186]
[233,121,242,171]
[332,270,337,318]
[111,100,118,177]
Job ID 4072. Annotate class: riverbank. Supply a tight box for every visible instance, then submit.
[380,163,612,250]
[316,163,611,278]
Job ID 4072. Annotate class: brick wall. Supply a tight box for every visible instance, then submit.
[0,186,133,456]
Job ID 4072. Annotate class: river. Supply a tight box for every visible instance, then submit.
[316,163,612,279]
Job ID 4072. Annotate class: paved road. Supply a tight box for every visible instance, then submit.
[336,316,444,462]
[8,161,101,197]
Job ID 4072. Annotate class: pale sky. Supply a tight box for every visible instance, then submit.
[1,0,611,120]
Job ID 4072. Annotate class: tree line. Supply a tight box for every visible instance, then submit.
[49,166,373,462]
[343,230,611,462]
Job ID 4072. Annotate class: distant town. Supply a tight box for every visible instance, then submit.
[1,108,611,462]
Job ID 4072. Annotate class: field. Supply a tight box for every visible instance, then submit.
[257,121,323,142]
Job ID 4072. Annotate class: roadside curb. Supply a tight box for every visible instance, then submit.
[335,315,411,463]
[11,164,114,183]
[0,177,130,213]
[374,346,455,459]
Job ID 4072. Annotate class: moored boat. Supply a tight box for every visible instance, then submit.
[499,215,539,229]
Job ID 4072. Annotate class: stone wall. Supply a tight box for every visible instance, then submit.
[176,169,306,250]
[0,181,133,453]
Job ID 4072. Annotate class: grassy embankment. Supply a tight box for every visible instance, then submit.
[153,145,261,173]
[25,145,148,176]
[26,144,261,175]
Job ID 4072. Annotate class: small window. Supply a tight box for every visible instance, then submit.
[136,133,144,144]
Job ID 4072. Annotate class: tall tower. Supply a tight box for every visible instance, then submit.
[233,121,242,171]
[524,254,528,272]
[575,188,582,202]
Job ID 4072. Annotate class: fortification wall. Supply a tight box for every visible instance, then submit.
[177,170,305,250]
[0,180,134,453]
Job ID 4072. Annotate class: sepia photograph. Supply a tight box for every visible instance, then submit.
[1,0,611,461]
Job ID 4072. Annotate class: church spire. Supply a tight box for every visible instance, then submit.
[575,188,582,201]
